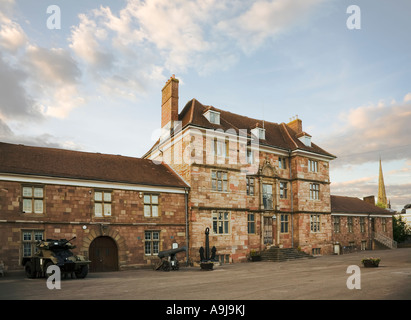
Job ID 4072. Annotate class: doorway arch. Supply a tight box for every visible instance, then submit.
[89,236,119,272]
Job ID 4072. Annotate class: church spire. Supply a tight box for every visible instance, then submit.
[377,158,387,208]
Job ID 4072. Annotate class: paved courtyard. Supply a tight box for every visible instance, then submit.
[1,248,410,301]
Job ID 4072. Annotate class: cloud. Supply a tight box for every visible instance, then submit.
[0,118,82,151]
[0,53,38,120]
[319,95,411,167]
[217,0,326,54]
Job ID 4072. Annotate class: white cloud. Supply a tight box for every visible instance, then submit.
[319,97,411,167]
[217,0,326,54]
[0,18,27,53]
[404,92,411,102]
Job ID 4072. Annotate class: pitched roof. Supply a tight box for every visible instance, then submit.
[177,98,335,158]
[0,142,188,189]
[331,195,392,215]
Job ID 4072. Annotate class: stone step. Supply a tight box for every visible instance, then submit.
[260,247,315,262]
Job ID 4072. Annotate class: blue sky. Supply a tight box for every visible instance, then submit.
[0,0,410,211]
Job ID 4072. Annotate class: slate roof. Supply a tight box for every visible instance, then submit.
[0,142,188,189]
[151,98,336,159]
[331,195,392,215]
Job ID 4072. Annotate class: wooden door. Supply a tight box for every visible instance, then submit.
[263,217,273,245]
[89,236,118,272]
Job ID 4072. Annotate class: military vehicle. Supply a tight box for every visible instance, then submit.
[22,236,91,279]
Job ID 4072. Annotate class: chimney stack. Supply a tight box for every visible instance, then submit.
[161,74,179,129]
[287,116,302,134]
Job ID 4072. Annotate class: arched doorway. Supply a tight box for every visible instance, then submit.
[89,236,119,272]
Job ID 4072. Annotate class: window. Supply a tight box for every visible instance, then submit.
[246,177,255,196]
[280,214,289,233]
[247,148,254,164]
[212,211,230,234]
[309,160,318,172]
[278,157,287,169]
[204,110,220,125]
[144,194,159,217]
[360,217,365,233]
[145,231,160,255]
[333,216,340,233]
[347,216,353,233]
[312,248,321,255]
[22,230,44,257]
[309,183,320,200]
[279,182,288,199]
[22,186,44,214]
[212,138,228,158]
[94,190,112,217]
[361,241,367,251]
[212,170,228,192]
[382,218,387,232]
[248,213,255,234]
[251,127,265,140]
[262,184,273,210]
[310,214,321,232]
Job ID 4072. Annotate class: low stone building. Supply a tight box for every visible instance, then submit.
[331,195,395,253]
[0,142,188,271]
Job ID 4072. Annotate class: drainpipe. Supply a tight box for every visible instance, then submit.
[185,187,189,266]
[288,150,294,247]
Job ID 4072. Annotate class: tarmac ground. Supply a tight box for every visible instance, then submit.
[0,248,410,302]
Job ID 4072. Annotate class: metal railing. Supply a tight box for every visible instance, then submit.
[373,232,397,249]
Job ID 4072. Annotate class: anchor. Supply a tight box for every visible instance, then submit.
[199,227,216,270]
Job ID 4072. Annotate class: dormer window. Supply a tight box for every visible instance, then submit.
[297,132,311,147]
[251,127,265,140]
[204,109,220,125]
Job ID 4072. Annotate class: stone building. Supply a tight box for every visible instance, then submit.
[0,75,396,271]
[331,195,395,254]
[0,142,188,271]
[144,75,337,263]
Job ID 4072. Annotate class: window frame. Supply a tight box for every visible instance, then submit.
[248,213,255,234]
[144,193,160,218]
[211,170,228,192]
[262,183,273,210]
[347,216,353,233]
[22,185,44,214]
[212,211,230,235]
[309,159,318,172]
[144,230,160,256]
[22,230,44,257]
[279,181,288,199]
[280,214,289,233]
[278,157,287,170]
[246,177,255,196]
[94,190,112,217]
[310,214,321,233]
[333,216,340,233]
[309,183,320,200]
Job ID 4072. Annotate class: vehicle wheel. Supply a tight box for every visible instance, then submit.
[162,261,171,271]
[75,265,89,279]
[25,261,36,279]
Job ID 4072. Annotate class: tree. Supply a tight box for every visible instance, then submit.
[392,215,411,243]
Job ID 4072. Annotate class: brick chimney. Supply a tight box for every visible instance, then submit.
[161,75,179,128]
[287,117,302,134]
[363,195,376,206]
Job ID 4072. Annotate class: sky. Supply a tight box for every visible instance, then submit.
[0,0,410,212]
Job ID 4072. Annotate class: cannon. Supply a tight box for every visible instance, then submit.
[155,246,187,271]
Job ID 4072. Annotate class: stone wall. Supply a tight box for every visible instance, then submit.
[0,180,187,270]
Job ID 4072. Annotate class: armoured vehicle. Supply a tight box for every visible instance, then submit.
[22,236,90,279]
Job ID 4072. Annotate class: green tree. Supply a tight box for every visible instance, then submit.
[392,215,411,243]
